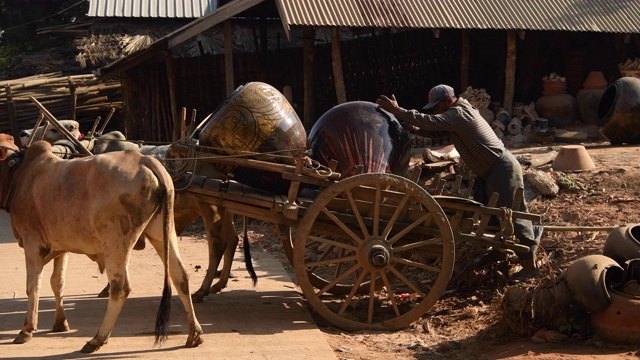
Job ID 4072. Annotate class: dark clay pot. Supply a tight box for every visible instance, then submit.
[563,254,624,313]
[198,82,307,194]
[596,77,640,144]
[308,101,411,179]
[603,224,640,266]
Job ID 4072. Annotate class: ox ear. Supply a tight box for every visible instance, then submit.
[0,134,17,161]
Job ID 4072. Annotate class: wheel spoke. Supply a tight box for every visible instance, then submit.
[388,212,431,245]
[309,234,358,252]
[372,184,381,237]
[389,265,425,296]
[380,271,401,317]
[394,257,442,273]
[317,262,361,296]
[321,207,364,245]
[381,191,412,240]
[306,254,358,268]
[368,271,377,324]
[392,237,442,252]
[346,189,370,240]
[338,269,368,316]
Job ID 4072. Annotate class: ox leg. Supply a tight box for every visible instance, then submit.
[81,256,132,353]
[209,212,239,294]
[148,236,204,348]
[14,248,46,344]
[51,253,70,332]
[191,209,238,303]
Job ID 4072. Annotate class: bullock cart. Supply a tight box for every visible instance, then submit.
[168,143,541,332]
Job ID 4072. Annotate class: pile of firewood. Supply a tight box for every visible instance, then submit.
[0,72,122,135]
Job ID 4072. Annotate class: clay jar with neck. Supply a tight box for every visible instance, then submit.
[536,80,577,128]
[576,71,607,124]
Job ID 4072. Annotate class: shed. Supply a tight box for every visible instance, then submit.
[94,0,640,141]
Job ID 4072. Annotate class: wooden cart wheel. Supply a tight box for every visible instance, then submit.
[276,224,370,295]
[293,173,455,331]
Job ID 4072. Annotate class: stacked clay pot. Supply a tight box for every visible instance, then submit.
[536,80,577,128]
[576,71,607,124]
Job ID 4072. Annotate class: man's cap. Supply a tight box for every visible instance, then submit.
[422,84,455,110]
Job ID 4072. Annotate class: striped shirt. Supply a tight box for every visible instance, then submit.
[395,97,505,177]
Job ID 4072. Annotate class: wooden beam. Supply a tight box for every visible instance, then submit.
[165,53,179,141]
[224,19,235,96]
[5,86,20,144]
[168,0,265,49]
[460,30,470,91]
[331,28,346,104]
[302,26,315,129]
[503,30,517,115]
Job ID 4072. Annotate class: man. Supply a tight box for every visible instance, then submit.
[376,84,542,279]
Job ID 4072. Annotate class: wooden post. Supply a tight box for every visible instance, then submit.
[460,30,470,91]
[331,28,347,104]
[68,77,77,121]
[5,86,20,144]
[503,30,517,114]
[303,26,315,129]
[224,19,235,96]
[165,52,178,141]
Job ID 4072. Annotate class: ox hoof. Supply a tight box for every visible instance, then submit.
[13,332,32,344]
[209,284,225,294]
[52,320,70,332]
[81,341,104,353]
[185,331,204,348]
[191,291,206,303]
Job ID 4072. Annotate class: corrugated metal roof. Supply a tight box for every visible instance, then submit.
[275,0,640,34]
[87,0,219,18]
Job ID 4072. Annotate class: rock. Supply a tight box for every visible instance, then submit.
[526,169,560,196]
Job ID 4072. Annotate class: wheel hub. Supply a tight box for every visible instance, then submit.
[360,240,392,269]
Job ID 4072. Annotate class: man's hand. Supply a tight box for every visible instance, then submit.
[376,94,400,115]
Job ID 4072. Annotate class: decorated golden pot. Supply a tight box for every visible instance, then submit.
[308,101,411,179]
[198,82,306,193]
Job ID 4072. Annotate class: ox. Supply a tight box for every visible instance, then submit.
[0,134,203,353]
[19,119,82,145]
[20,121,252,302]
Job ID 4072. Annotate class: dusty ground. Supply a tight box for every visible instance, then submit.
[186,138,640,360]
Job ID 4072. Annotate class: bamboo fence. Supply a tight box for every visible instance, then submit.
[0,72,122,139]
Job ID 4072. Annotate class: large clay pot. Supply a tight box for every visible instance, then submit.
[198,82,306,193]
[596,77,640,144]
[590,289,640,345]
[576,88,606,124]
[535,93,577,128]
[603,224,640,266]
[563,254,624,313]
[308,101,411,178]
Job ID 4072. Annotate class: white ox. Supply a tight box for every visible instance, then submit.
[0,134,203,353]
[20,121,248,302]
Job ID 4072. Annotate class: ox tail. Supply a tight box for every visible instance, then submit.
[242,216,258,286]
[143,155,175,346]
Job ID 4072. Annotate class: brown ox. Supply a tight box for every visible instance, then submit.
[22,120,249,302]
[0,134,203,353]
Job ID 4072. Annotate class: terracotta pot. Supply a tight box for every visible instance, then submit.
[596,77,640,144]
[603,224,640,266]
[583,71,607,89]
[308,101,411,178]
[198,82,306,194]
[551,145,596,172]
[576,88,606,124]
[590,289,640,345]
[564,255,624,313]
[536,94,577,128]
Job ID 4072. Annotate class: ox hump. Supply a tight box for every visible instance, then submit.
[23,141,54,161]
